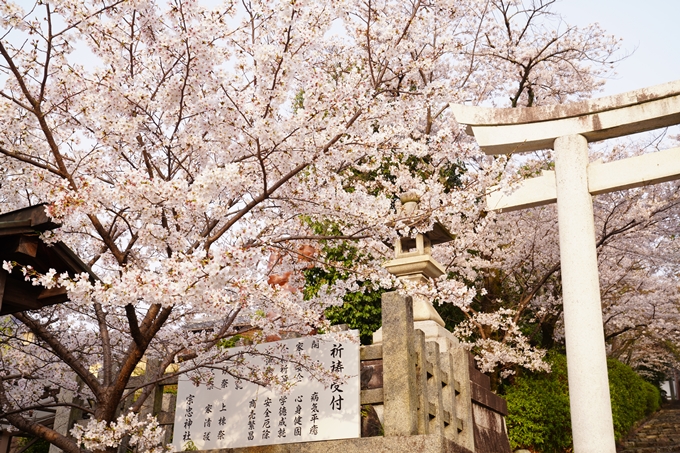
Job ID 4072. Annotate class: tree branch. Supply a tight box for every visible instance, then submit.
[12,312,102,397]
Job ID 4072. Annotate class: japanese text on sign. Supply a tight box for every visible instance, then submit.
[172,331,360,451]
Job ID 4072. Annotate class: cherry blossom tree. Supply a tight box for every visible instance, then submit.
[0,0,622,451]
[449,142,680,381]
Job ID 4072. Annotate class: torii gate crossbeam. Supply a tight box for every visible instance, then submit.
[452,80,680,453]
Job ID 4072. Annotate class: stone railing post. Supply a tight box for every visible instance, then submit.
[438,348,459,444]
[449,348,474,451]
[425,341,446,436]
[381,291,419,436]
[413,329,430,434]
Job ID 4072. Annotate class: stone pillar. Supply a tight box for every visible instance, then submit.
[668,374,677,400]
[48,388,83,453]
[0,432,11,453]
[381,291,419,436]
[140,359,163,418]
[554,134,616,453]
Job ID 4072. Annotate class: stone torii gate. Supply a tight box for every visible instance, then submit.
[451,80,680,453]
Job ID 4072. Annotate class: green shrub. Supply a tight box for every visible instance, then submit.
[504,353,572,453]
[16,437,50,453]
[325,287,383,344]
[504,354,661,452]
[608,358,661,439]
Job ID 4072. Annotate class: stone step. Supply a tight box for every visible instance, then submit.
[620,447,680,452]
[617,402,680,453]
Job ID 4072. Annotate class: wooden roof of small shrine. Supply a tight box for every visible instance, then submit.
[0,204,96,316]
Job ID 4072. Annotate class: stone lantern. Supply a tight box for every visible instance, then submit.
[373,193,459,349]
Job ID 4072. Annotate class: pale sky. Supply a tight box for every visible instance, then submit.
[10,0,678,97]
[555,0,680,96]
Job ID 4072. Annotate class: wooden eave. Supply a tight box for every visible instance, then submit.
[0,204,96,316]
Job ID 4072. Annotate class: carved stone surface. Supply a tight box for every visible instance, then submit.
[202,434,473,453]
[381,292,419,437]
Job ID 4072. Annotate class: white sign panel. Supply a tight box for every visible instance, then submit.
[172,331,360,451]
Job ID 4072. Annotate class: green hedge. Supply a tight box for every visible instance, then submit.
[16,437,50,453]
[504,353,572,452]
[608,359,662,439]
[504,354,661,452]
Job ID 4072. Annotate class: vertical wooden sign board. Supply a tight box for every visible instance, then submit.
[172,331,360,452]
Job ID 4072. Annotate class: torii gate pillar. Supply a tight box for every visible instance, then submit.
[554,134,614,449]
[452,80,680,453]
